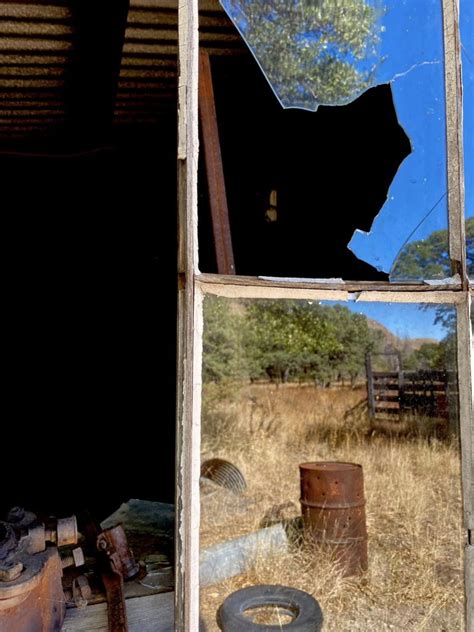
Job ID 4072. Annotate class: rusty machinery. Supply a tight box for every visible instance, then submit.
[0,508,149,632]
[0,508,78,632]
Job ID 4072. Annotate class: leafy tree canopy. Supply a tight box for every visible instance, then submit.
[222,0,382,108]
[203,298,384,385]
[391,217,474,281]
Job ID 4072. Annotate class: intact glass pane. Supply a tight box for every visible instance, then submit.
[199,295,464,630]
[199,1,451,281]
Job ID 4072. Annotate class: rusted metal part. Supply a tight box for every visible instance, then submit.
[60,547,85,570]
[66,575,92,609]
[21,516,78,556]
[96,525,139,632]
[101,568,128,632]
[201,458,246,493]
[198,49,236,275]
[0,523,17,560]
[0,561,23,583]
[0,547,64,632]
[97,525,140,581]
[55,518,78,548]
[300,462,368,576]
[0,509,78,631]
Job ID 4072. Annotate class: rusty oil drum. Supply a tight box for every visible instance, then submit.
[299,462,368,576]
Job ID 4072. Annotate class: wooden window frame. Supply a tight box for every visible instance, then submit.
[175,0,474,629]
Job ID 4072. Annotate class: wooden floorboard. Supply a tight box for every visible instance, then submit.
[62,591,174,632]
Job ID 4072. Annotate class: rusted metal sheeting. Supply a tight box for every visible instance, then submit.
[300,462,368,576]
[0,0,244,138]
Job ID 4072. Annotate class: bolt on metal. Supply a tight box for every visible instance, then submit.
[60,547,85,569]
[0,561,23,582]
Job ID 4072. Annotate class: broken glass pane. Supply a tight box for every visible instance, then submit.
[219,0,385,110]
[198,1,450,280]
[461,0,474,279]
[200,295,464,630]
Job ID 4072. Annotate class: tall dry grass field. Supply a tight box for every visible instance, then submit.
[200,383,465,631]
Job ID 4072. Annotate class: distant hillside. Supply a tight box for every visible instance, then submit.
[366,318,437,365]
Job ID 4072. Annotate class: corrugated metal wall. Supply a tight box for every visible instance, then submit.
[0,0,243,138]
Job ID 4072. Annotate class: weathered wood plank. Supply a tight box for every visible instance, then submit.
[467,544,474,632]
[456,297,473,630]
[366,354,375,418]
[197,273,464,301]
[177,0,201,631]
[442,0,467,283]
[62,592,174,632]
[199,49,235,275]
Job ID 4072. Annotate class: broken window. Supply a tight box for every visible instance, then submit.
[197,0,452,281]
[178,1,473,630]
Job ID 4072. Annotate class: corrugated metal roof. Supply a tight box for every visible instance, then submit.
[0,0,243,139]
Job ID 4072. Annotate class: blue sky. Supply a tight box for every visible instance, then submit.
[348,0,449,274]
[323,300,453,341]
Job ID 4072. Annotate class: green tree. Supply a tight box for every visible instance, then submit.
[391,217,474,280]
[404,342,446,371]
[202,296,247,382]
[223,0,382,108]
[243,300,341,382]
[243,301,382,385]
[328,305,383,386]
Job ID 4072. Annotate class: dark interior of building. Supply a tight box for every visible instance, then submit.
[1,0,409,523]
[199,56,411,279]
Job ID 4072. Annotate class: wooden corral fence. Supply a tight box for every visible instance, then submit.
[366,353,457,423]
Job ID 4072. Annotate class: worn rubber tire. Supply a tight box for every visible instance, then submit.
[216,584,323,632]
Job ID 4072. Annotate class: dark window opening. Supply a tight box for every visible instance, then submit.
[198,53,412,280]
[1,0,178,524]
[2,129,177,521]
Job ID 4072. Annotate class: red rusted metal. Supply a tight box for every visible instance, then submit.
[299,462,368,576]
[0,547,64,632]
[0,510,79,631]
[97,525,139,581]
[96,525,140,632]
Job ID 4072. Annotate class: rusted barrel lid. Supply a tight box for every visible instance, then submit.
[299,462,365,510]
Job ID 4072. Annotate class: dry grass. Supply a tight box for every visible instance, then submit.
[200,383,465,631]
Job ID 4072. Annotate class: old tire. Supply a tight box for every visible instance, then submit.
[216,585,323,632]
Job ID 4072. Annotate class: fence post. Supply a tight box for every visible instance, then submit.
[365,353,375,419]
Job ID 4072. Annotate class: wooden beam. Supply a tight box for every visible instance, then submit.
[176,0,201,631]
[442,0,467,285]
[198,49,235,274]
[196,273,465,303]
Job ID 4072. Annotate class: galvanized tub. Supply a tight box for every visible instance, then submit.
[299,462,368,576]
